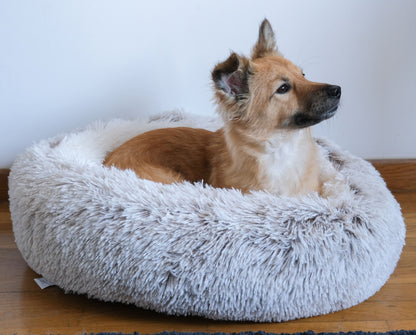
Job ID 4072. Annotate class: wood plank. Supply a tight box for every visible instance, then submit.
[0,249,38,293]
[0,231,15,249]
[0,169,8,202]
[368,283,416,302]
[299,301,416,323]
[387,320,416,331]
[370,159,416,193]
[0,292,395,334]
[0,202,11,228]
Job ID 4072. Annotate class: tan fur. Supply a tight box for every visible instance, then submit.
[104,20,340,197]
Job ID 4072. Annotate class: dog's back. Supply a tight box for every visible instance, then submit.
[104,127,218,184]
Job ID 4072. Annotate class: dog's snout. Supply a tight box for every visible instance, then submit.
[326,85,341,99]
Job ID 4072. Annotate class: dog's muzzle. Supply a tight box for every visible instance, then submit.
[290,85,341,129]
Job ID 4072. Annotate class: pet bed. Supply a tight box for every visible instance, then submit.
[9,111,405,322]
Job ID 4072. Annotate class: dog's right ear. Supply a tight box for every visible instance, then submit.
[212,53,251,99]
[252,19,278,59]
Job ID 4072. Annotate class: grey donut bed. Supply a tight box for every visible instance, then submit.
[9,112,405,322]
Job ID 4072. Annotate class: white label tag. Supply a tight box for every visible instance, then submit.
[34,277,54,289]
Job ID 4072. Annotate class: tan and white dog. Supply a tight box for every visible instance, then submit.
[104,19,341,196]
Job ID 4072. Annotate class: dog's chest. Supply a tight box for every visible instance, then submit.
[258,136,314,196]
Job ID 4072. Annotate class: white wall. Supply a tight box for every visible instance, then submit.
[1,0,415,168]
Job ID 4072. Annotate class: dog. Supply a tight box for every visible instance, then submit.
[104,19,341,197]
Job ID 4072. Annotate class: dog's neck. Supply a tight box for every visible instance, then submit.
[222,124,319,195]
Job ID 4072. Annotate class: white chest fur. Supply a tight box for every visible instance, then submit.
[258,130,317,196]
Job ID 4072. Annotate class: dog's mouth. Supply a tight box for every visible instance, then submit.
[321,104,339,120]
[291,102,339,129]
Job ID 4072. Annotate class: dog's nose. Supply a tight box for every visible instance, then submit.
[326,85,341,99]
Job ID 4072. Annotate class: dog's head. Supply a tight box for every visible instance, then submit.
[212,19,341,138]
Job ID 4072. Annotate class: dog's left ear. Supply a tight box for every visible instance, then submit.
[252,19,278,59]
[212,52,251,98]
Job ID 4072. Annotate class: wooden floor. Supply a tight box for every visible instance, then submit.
[1,193,415,335]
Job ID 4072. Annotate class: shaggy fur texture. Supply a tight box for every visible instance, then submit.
[9,111,405,322]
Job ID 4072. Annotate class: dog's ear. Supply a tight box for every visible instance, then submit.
[252,19,278,59]
[212,53,251,98]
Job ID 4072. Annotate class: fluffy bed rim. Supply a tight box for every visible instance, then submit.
[9,111,405,322]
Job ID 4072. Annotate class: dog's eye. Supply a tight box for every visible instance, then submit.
[276,83,291,94]
[302,72,305,77]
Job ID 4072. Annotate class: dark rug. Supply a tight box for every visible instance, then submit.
[84,330,416,335]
